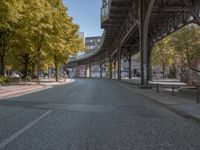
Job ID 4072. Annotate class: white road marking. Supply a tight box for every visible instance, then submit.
[0,110,53,149]
[69,91,78,98]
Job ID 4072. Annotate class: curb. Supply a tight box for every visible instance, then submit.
[137,92,200,123]
[112,80,200,123]
[0,80,74,99]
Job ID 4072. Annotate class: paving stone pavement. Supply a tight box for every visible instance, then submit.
[117,79,200,123]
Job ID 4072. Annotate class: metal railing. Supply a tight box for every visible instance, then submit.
[155,82,200,103]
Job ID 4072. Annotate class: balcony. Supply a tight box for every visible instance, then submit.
[101,2,110,28]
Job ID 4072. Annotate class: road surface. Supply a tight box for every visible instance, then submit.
[0,79,199,150]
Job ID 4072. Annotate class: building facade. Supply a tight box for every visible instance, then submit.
[85,36,101,51]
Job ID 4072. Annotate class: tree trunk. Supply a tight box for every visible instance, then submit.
[36,56,40,84]
[54,55,58,82]
[31,62,35,77]
[0,56,5,76]
[23,53,30,78]
[162,59,165,78]
[0,31,7,77]
[36,34,44,84]
[186,47,191,67]
[113,61,116,77]
[173,65,176,79]
[24,62,28,78]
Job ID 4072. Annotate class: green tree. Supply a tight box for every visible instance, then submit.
[0,0,84,82]
[152,37,174,78]
[152,24,200,79]
[0,0,24,76]
[170,24,200,68]
[46,0,84,81]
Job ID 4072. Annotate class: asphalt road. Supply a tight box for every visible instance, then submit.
[0,79,200,150]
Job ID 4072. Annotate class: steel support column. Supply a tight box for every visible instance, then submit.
[85,65,87,78]
[147,41,153,81]
[128,51,132,79]
[117,47,121,80]
[75,66,78,77]
[100,60,102,78]
[113,60,116,78]
[89,61,92,78]
[139,0,155,87]
[109,56,112,79]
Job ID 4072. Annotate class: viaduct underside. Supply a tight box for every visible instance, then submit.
[67,0,200,87]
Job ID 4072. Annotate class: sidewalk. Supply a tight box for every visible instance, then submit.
[113,79,200,123]
[0,79,74,99]
[122,79,197,102]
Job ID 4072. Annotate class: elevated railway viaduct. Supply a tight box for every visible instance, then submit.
[66,0,200,87]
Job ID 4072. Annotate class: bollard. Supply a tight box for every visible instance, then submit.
[197,86,200,104]
[156,83,159,93]
[172,85,175,96]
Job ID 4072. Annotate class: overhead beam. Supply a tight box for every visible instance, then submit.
[152,6,200,12]
[182,0,200,24]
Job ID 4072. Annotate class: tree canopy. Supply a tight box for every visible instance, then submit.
[0,0,84,82]
[152,24,200,78]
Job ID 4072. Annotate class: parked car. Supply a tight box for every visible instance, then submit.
[10,73,20,78]
[121,71,129,77]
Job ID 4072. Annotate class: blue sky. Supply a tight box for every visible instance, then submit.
[63,0,103,37]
